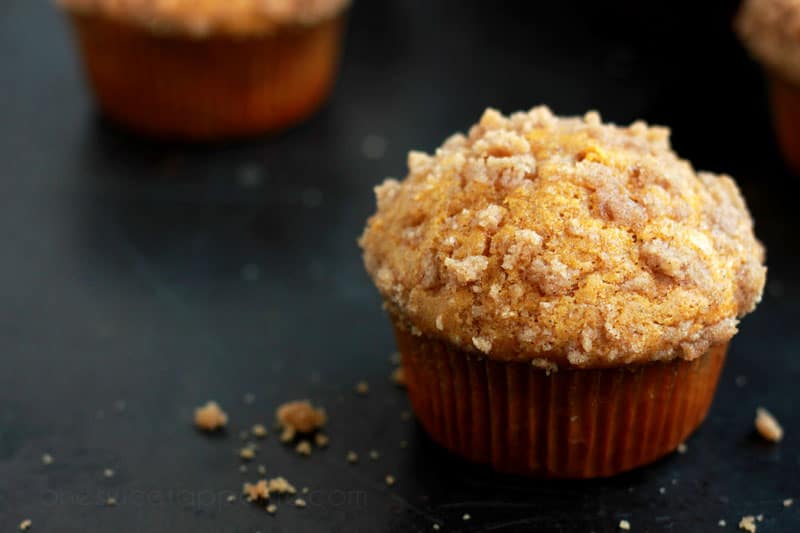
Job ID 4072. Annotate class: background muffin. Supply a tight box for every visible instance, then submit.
[360,107,766,477]
[58,0,350,140]
[737,0,800,172]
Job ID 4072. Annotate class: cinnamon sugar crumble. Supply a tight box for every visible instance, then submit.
[360,107,765,368]
[276,400,326,434]
[194,401,228,431]
[755,407,783,442]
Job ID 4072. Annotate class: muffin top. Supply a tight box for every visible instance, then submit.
[58,0,349,37]
[360,107,765,369]
[736,0,800,84]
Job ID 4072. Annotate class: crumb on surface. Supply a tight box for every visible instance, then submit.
[719,519,727,527]
[784,498,794,507]
[19,519,32,531]
[280,426,296,443]
[266,503,277,514]
[346,451,359,464]
[295,440,312,456]
[251,424,268,438]
[462,513,471,521]
[106,497,117,507]
[294,498,307,508]
[355,381,370,395]
[314,433,330,448]
[677,442,688,454]
[227,494,236,503]
[369,450,380,460]
[619,519,631,531]
[41,454,53,465]
[432,524,441,531]
[739,515,756,533]
[257,465,267,475]
[103,468,115,478]
[658,487,666,495]
[276,400,326,434]
[194,401,228,431]
[302,487,310,494]
[385,475,396,486]
[243,480,269,502]
[755,407,783,442]
[268,477,297,495]
[240,446,256,461]
[391,367,406,387]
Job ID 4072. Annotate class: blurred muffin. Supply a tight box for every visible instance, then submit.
[360,107,765,477]
[736,0,800,172]
[58,0,350,140]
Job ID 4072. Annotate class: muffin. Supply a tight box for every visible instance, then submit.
[57,0,350,140]
[736,0,800,172]
[360,107,766,477]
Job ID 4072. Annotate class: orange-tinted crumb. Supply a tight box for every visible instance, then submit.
[755,407,783,442]
[266,503,277,514]
[194,401,228,431]
[243,480,269,502]
[268,477,297,495]
[251,424,268,438]
[739,515,757,532]
[391,367,406,387]
[276,400,326,434]
[314,433,330,448]
[240,446,256,461]
[280,426,296,443]
[360,107,765,368]
[296,440,312,456]
[355,381,370,395]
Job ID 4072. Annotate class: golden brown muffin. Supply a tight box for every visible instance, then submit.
[736,0,800,172]
[360,107,765,477]
[57,0,350,140]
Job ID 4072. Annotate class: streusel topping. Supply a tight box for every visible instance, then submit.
[360,107,765,368]
[58,0,349,37]
[736,0,800,85]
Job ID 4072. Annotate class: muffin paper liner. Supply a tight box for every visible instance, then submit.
[395,327,727,478]
[66,12,345,140]
[769,74,800,174]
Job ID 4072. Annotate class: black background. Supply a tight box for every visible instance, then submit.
[1,1,798,531]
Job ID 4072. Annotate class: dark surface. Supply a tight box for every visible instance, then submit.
[1,0,799,531]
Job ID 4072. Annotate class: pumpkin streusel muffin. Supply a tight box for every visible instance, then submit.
[737,0,800,172]
[360,107,766,477]
[57,0,350,140]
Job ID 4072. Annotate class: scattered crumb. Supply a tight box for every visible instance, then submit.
[268,477,297,495]
[355,381,370,395]
[302,487,310,494]
[756,514,763,522]
[784,498,794,507]
[346,451,359,464]
[106,497,117,507]
[314,433,330,448]
[619,519,631,531]
[276,400,326,434]
[755,407,783,443]
[257,465,267,475]
[462,513,471,521]
[266,503,277,514]
[240,446,256,461]
[385,475,396,487]
[227,494,236,503]
[391,367,406,387]
[280,426,296,443]
[296,441,312,456]
[677,442,688,454]
[294,498,307,508]
[389,352,401,365]
[239,465,248,473]
[194,401,228,431]
[658,487,666,495]
[19,519,32,531]
[243,480,269,502]
[251,424,268,438]
[243,393,255,405]
[369,450,380,460]
[433,524,441,531]
[739,515,756,533]
[41,454,53,465]
[401,411,411,421]
[719,519,727,527]
[103,468,115,478]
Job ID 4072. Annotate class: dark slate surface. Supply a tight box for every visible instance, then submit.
[0,1,798,531]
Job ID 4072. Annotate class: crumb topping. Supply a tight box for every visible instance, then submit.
[57,0,350,37]
[755,407,784,442]
[360,107,766,368]
[194,401,228,431]
[276,400,326,433]
[736,0,800,85]
[739,515,757,532]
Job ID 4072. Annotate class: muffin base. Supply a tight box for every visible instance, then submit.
[396,328,727,478]
[769,74,800,174]
[66,12,345,140]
